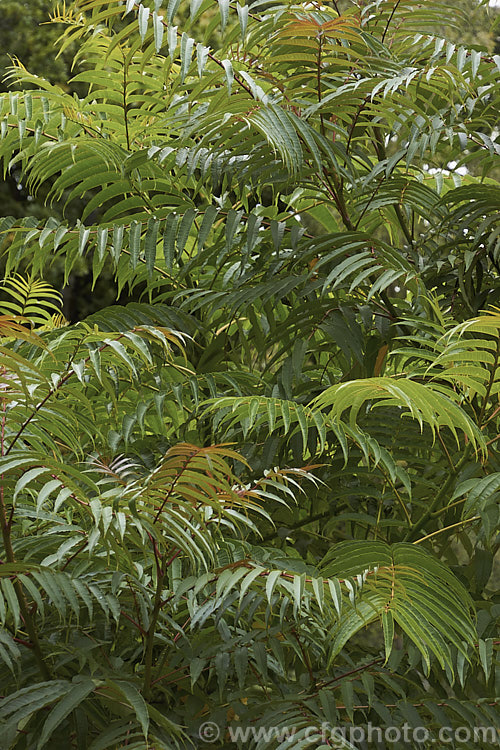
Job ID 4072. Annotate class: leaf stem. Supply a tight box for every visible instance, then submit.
[413,516,480,545]
[122,52,131,151]
[143,562,165,700]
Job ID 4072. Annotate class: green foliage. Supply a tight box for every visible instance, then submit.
[0,273,64,326]
[0,1,499,748]
[0,1,77,218]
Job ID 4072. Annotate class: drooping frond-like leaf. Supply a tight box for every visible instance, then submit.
[321,541,476,673]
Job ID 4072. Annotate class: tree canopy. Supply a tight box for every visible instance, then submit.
[0,1,499,748]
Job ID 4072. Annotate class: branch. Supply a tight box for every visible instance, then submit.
[404,443,473,542]
[413,516,481,545]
